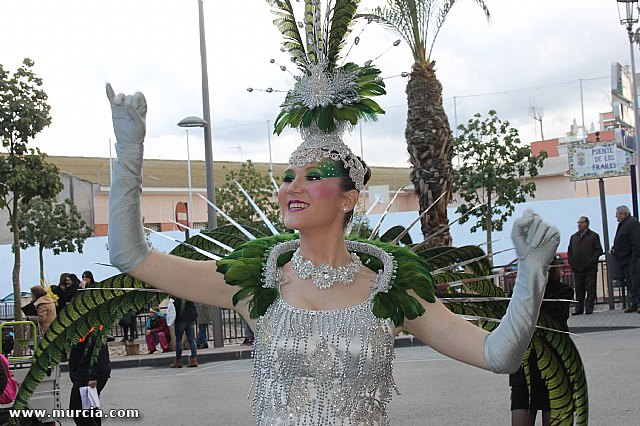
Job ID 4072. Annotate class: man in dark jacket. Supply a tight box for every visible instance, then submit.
[68,325,111,426]
[170,298,198,368]
[611,205,640,313]
[568,216,603,315]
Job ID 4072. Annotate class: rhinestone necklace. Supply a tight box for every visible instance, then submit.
[291,247,363,290]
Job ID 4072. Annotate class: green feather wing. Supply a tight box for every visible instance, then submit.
[168,225,261,260]
[379,225,413,245]
[535,314,588,425]
[417,244,501,297]
[13,274,165,411]
[425,247,587,424]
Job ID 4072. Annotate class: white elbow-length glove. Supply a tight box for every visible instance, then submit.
[483,209,560,374]
[105,83,151,272]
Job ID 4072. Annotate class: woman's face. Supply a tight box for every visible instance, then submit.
[65,277,72,285]
[82,276,90,286]
[278,162,351,232]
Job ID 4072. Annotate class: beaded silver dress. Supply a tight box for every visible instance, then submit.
[251,240,398,425]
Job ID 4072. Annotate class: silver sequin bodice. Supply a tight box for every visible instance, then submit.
[251,240,397,425]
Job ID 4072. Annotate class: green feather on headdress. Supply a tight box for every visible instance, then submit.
[265,0,386,135]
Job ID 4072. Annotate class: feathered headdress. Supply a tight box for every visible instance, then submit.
[257,0,387,190]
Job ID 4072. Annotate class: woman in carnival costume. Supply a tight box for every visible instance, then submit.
[15,1,574,425]
[101,2,560,424]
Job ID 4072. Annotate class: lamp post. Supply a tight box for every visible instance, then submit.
[177,0,223,348]
[185,130,193,228]
[617,0,640,217]
[177,117,208,227]
[197,0,217,230]
[266,120,273,179]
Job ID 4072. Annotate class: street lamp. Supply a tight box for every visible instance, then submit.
[196,0,217,230]
[177,116,208,229]
[617,0,640,217]
[181,0,223,349]
[618,0,639,29]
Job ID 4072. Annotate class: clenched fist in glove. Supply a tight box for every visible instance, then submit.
[483,209,560,374]
[106,83,151,272]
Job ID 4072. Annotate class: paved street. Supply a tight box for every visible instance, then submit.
[54,307,640,425]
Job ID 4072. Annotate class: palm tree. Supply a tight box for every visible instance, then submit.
[363,0,490,246]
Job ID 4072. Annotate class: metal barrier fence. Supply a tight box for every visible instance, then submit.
[497,258,627,307]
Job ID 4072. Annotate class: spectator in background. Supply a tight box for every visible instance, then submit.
[567,216,603,315]
[611,205,640,313]
[118,310,138,343]
[242,320,254,346]
[52,273,70,313]
[145,308,170,354]
[65,274,82,303]
[171,298,198,368]
[26,285,57,334]
[195,303,211,349]
[81,271,96,289]
[68,325,111,426]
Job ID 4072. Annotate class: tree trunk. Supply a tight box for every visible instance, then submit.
[405,61,454,247]
[485,198,493,267]
[39,244,45,285]
[11,197,22,320]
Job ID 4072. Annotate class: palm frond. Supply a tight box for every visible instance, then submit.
[427,0,491,59]
[358,7,418,59]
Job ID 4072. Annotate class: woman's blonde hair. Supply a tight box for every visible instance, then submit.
[30,285,48,299]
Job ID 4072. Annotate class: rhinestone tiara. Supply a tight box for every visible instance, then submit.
[289,123,365,190]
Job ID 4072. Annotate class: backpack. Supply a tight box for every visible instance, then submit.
[0,354,18,404]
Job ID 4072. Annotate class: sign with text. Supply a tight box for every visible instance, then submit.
[568,141,631,181]
[611,62,634,104]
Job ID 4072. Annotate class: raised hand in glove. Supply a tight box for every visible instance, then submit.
[106,83,147,146]
[511,209,559,267]
[106,83,151,273]
[483,209,560,374]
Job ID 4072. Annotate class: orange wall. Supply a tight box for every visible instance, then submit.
[94,191,213,236]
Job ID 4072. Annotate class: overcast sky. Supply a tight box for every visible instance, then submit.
[0,0,633,168]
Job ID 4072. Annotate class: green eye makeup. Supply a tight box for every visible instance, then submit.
[314,160,341,178]
[283,161,342,181]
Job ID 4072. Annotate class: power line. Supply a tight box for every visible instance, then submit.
[380,76,609,109]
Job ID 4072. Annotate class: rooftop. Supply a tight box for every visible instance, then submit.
[45,156,413,191]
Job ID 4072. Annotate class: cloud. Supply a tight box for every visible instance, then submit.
[0,0,633,166]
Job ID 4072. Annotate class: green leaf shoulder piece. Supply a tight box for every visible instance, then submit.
[216,235,436,326]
